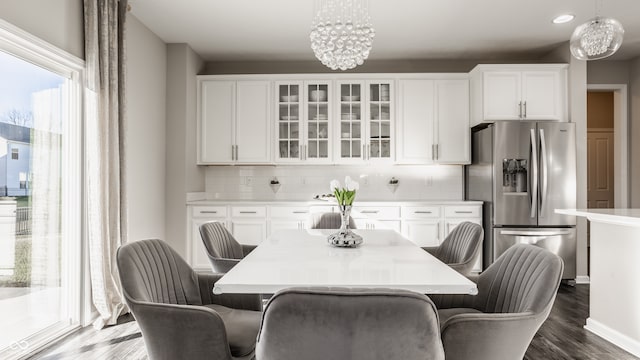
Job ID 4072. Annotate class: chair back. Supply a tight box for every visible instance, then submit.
[437,222,483,273]
[199,221,244,269]
[307,212,356,229]
[255,288,445,360]
[117,239,202,307]
[476,244,564,314]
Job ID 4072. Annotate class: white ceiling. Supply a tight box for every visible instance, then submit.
[130,0,640,62]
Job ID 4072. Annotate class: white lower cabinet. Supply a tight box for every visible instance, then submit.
[401,204,483,273]
[269,205,311,234]
[402,219,442,247]
[190,206,228,271]
[352,206,401,232]
[230,206,267,246]
[188,202,482,272]
[230,220,267,246]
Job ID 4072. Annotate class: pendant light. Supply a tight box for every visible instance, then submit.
[570,0,624,60]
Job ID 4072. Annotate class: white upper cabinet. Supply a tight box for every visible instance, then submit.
[397,78,469,164]
[435,79,470,164]
[470,64,567,126]
[198,79,271,164]
[275,81,332,164]
[335,80,394,164]
[483,71,521,120]
[199,80,235,164]
[236,81,271,163]
[275,81,303,162]
[366,81,394,163]
[397,79,435,163]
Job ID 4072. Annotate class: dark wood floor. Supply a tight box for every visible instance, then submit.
[31,284,638,360]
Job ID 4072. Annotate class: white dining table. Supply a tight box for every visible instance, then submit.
[213,229,478,296]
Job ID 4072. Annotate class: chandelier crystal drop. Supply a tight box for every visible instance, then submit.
[570,17,624,60]
[310,0,375,71]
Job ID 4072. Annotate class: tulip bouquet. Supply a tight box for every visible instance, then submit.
[327,176,363,247]
[330,176,360,206]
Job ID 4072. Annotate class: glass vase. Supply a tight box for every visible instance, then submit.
[327,205,363,248]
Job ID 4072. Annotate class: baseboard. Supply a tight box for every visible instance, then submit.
[575,275,590,284]
[82,310,99,327]
[585,318,640,357]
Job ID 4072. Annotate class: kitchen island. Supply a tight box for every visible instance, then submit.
[556,209,640,357]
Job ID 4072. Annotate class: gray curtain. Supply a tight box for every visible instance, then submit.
[84,0,129,328]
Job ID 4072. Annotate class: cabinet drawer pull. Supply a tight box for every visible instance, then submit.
[293,211,308,214]
[360,210,379,214]
[200,211,218,214]
[454,211,473,214]
[415,211,432,214]
[239,211,257,214]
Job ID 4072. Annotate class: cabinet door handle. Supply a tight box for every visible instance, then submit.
[367,144,370,160]
[361,210,379,214]
[304,145,308,160]
[415,211,432,214]
[293,211,308,214]
[239,211,257,214]
[431,144,435,161]
[200,211,218,214]
[299,145,303,160]
[435,144,439,160]
[454,211,473,214]
[362,144,366,160]
[518,101,522,118]
[231,145,235,160]
[523,101,527,118]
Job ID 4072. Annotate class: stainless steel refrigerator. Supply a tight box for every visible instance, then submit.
[466,121,576,279]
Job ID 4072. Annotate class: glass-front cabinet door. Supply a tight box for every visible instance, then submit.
[275,82,302,162]
[336,81,364,163]
[367,81,393,161]
[335,80,393,163]
[304,82,332,163]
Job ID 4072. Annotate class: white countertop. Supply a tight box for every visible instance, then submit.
[556,209,640,227]
[187,199,483,206]
[213,229,478,295]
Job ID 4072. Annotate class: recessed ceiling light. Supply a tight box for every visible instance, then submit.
[553,14,575,24]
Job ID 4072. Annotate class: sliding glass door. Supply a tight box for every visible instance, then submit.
[0,26,82,358]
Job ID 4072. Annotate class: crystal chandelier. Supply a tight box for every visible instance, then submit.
[569,0,624,61]
[310,0,375,71]
[570,17,624,60]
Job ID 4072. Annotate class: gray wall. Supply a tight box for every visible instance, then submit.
[0,0,84,59]
[630,58,640,207]
[165,44,205,256]
[587,59,640,207]
[587,61,630,85]
[542,43,589,280]
[203,59,542,75]
[126,15,167,241]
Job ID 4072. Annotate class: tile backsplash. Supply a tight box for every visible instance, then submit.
[204,165,463,201]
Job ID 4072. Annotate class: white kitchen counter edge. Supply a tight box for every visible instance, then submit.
[556,209,640,227]
[187,200,484,206]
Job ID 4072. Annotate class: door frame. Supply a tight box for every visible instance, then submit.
[587,84,629,208]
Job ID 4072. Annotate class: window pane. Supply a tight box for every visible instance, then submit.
[0,50,74,351]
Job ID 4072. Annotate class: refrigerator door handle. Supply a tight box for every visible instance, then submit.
[529,128,538,218]
[500,230,572,236]
[539,128,548,217]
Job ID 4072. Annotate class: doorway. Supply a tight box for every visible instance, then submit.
[585,85,629,276]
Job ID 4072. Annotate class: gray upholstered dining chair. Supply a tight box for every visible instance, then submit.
[117,239,263,360]
[199,221,256,273]
[307,212,356,229]
[422,221,483,275]
[430,244,564,360]
[255,287,445,360]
